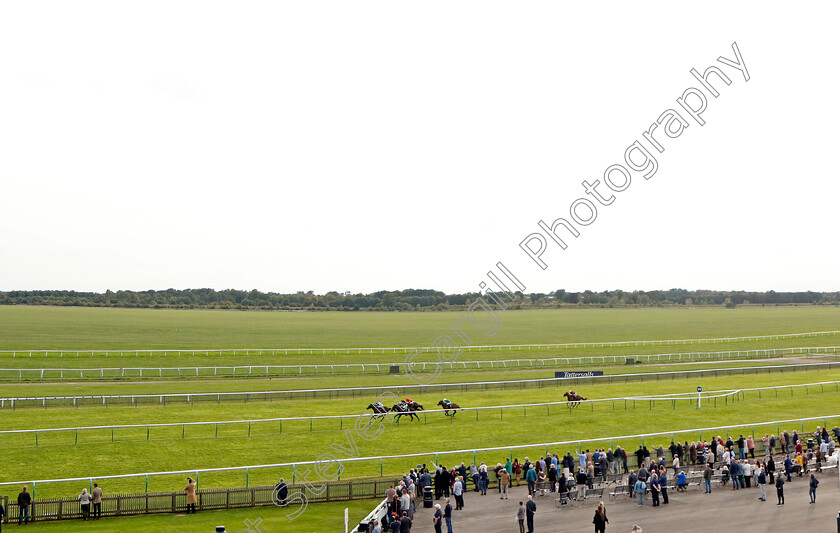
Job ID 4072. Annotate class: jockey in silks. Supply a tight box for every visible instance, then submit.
[405,397,414,408]
[374,401,384,410]
[568,391,577,398]
[441,398,452,408]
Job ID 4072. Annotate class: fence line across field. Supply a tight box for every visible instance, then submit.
[2,361,839,409]
[5,380,840,445]
[2,345,839,380]
[1,413,837,496]
[1,329,837,359]
[0,387,750,441]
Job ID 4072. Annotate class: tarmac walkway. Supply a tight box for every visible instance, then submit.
[408,470,840,533]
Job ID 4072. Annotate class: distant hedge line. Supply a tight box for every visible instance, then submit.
[1,288,838,311]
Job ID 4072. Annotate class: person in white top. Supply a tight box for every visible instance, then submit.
[742,461,753,487]
[78,488,93,521]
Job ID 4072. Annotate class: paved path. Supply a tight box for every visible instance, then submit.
[409,472,839,532]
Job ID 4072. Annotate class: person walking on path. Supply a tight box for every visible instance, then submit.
[757,467,767,501]
[649,473,660,507]
[78,488,92,521]
[92,483,103,520]
[592,501,609,533]
[525,495,536,533]
[443,499,453,533]
[633,478,646,506]
[775,474,785,505]
[185,477,197,513]
[808,473,819,503]
[432,504,442,533]
[516,501,525,533]
[17,486,31,525]
[525,466,537,497]
[452,476,464,510]
[658,468,669,504]
[703,464,713,494]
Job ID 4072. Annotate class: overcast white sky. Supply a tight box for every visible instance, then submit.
[1,2,837,295]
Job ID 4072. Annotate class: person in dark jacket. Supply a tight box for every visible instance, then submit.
[593,501,609,533]
[525,495,536,533]
[432,504,443,533]
[274,479,288,506]
[808,473,819,503]
[775,474,785,505]
[649,473,660,507]
[399,511,412,533]
[17,486,31,525]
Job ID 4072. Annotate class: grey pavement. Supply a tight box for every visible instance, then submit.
[408,472,839,533]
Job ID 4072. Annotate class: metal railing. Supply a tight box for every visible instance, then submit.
[0,387,757,445]
[2,361,839,409]
[0,478,400,523]
[1,345,838,380]
[1,330,836,359]
[5,380,840,449]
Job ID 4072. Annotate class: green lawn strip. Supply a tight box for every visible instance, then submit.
[1,336,837,369]
[1,306,839,351]
[0,498,377,533]
[2,368,838,430]
[0,358,835,397]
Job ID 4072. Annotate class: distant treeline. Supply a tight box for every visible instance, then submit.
[1,288,838,311]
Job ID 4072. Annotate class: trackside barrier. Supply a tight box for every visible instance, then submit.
[350,498,388,533]
[1,330,837,358]
[0,478,400,524]
[2,361,839,409]
[4,380,840,445]
[2,345,839,380]
[1,414,838,498]
[0,387,753,444]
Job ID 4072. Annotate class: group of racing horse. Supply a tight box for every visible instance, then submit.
[365,390,586,421]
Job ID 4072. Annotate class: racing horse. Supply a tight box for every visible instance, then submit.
[391,403,420,421]
[563,391,587,407]
[366,403,390,419]
[437,400,462,417]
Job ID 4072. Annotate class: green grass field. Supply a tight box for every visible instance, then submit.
[0,305,838,531]
[2,305,839,350]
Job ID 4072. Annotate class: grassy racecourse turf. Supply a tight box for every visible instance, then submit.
[0,333,837,371]
[2,305,840,351]
[0,357,835,396]
[1,305,839,531]
[2,368,839,494]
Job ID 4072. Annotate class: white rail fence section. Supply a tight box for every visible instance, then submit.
[1,413,837,495]
[1,345,839,380]
[2,361,839,409]
[4,380,840,445]
[0,386,758,445]
[1,330,837,359]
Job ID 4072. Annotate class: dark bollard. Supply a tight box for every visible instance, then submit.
[423,486,434,508]
[216,527,226,532]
